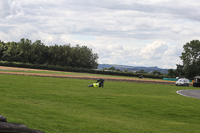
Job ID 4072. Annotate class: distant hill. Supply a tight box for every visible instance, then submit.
[98,64,168,73]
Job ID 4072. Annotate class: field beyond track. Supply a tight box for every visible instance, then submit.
[0,66,175,85]
[0,68,200,133]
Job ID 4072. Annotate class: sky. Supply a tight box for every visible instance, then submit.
[0,0,200,69]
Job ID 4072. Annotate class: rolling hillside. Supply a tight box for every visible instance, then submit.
[98,64,168,73]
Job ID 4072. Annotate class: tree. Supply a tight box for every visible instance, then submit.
[0,41,5,60]
[136,70,147,74]
[175,64,184,78]
[17,38,32,63]
[30,40,48,64]
[108,67,116,71]
[167,69,176,78]
[152,71,161,75]
[123,69,128,72]
[0,38,99,69]
[116,69,121,72]
[180,40,200,78]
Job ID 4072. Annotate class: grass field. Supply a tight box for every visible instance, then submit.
[0,74,200,133]
[0,67,163,80]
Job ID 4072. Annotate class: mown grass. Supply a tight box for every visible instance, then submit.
[0,68,163,80]
[0,74,199,133]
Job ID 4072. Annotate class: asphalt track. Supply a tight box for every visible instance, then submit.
[177,90,200,99]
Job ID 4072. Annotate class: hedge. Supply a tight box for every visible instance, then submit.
[0,61,167,79]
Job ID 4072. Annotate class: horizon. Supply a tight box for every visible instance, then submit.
[98,63,169,70]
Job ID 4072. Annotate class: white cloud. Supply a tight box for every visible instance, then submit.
[10,0,24,16]
[90,41,182,68]
[139,41,182,68]
[140,41,169,59]
[0,0,199,68]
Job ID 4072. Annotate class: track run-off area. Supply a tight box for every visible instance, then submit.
[1,66,200,98]
[0,66,176,85]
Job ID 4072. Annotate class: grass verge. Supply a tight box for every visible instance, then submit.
[0,67,164,81]
[0,74,199,133]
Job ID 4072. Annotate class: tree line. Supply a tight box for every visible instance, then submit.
[0,38,98,69]
[1,38,199,79]
[168,40,200,79]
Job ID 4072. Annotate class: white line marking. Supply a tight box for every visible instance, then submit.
[176,90,191,98]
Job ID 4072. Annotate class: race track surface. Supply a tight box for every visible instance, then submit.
[177,90,200,99]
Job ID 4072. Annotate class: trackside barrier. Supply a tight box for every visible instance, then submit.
[163,78,192,82]
[163,78,178,81]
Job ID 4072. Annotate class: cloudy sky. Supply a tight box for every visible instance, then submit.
[1,0,200,69]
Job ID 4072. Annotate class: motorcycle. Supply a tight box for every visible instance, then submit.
[87,78,104,87]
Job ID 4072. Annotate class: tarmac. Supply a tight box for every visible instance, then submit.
[177,90,200,99]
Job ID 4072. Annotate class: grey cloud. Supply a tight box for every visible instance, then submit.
[0,0,11,17]
[10,0,24,16]
[0,0,199,68]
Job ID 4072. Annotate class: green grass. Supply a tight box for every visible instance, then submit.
[0,74,199,133]
[0,68,130,77]
[0,68,163,80]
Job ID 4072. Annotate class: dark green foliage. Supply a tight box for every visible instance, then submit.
[108,67,116,70]
[0,38,98,69]
[136,70,147,74]
[152,71,161,75]
[175,64,184,77]
[167,64,185,78]
[180,40,200,78]
[167,69,176,78]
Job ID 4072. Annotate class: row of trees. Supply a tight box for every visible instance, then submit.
[0,38,199,79]
[0,38,98,69]
[168,40,200,79]
[104,67,164,75]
